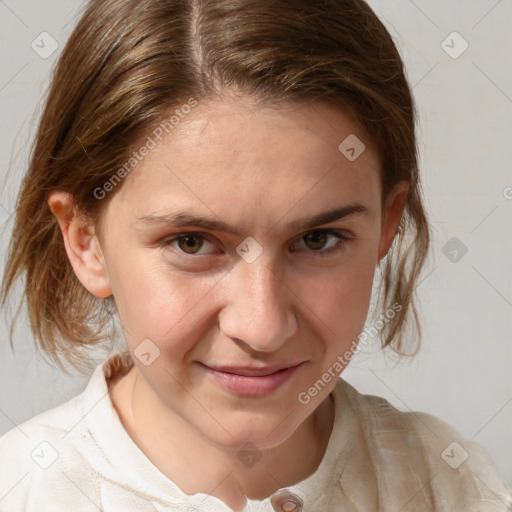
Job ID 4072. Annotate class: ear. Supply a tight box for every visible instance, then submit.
[47,190,112,298]
[377,180,409,263]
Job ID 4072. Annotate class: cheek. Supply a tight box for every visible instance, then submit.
[108,253,220,351]
[106,233,377,352]
[305,255,376,347]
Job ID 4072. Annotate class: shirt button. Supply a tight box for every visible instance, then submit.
[270,490,303,512]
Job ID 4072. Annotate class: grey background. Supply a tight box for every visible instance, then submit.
[1,0,511,488]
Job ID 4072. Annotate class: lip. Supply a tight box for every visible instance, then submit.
[200,362,303,397]
[207,363,302,376]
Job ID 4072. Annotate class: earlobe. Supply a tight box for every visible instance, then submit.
[48,190,112,298]
[377,181,409,263]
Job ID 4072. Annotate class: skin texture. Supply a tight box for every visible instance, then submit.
[48,95,408,511]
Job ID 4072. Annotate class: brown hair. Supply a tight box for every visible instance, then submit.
[1,0,431,374]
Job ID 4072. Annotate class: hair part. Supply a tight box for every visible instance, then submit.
[1,0,431,373]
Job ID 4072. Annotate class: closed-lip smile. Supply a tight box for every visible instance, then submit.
[199,361,305,396]
[205,363,303,377]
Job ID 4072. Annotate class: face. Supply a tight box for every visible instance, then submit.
[72,96,406,449]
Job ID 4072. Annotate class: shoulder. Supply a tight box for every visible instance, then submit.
[405,410,512,510]
[335,378,512,511]
[0,390,84,464]
[0,378,104,511]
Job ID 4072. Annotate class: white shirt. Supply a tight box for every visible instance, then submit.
[0,353,511,511]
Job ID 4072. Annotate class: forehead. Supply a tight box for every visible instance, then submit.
[105,97,381,228]
[162,96,374,166]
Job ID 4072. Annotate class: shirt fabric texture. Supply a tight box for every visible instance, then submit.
[0,352,511,511]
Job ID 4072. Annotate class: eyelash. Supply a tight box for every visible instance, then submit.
[161,229,352,260]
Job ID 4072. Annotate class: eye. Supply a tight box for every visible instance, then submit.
[162,229,352,260]
[163,233,217,256]
[292,229,350,257]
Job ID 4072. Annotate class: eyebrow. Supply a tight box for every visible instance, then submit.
[136,202,369,236]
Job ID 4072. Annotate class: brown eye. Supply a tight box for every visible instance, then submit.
[162,232,218,258]
[303,231,328,251]
[177,234,204,254]
[292,229,350,258]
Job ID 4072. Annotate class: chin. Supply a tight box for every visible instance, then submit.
[203,411,302,452]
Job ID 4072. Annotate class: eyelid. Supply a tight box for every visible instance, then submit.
[162,228,352,259]
[291,229,351,257]
[161,232,218,258]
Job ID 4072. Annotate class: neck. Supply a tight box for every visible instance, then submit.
[110,366,335,511]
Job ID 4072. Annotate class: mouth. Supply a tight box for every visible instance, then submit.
[206,363,302,377]
[199,362,304,397]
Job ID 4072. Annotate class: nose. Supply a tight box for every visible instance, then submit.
[218,258,297,353]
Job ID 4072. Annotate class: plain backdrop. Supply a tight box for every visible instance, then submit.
[1,0,511,488]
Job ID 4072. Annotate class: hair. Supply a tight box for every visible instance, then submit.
[1,0,431,374]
